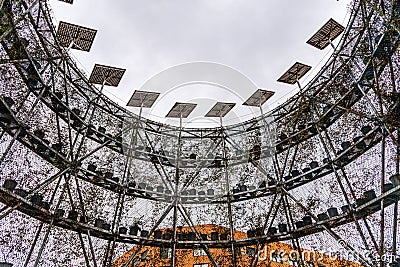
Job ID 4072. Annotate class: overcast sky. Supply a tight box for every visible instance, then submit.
[50,0,351,127]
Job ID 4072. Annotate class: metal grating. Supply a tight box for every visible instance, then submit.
[307,18,345,50]
[243,89,275,107]
[205,102,236,117]
[88,64,126,87]
[166,102,197,118]
[127,90,160,108]
[277,62,312,85]
[56,21,96,52]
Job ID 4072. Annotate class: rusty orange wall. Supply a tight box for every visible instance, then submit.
[112,224,362,267]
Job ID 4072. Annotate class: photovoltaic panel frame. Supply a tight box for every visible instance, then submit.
[127,90,160,108]
[243,89,275,107]
[277,62,311,85]
[205,102,236,118]
[58,0,74,4]
[56,21,97,52]
[307,18,345,50]
[88,64,126,87]
[166,102,197,118]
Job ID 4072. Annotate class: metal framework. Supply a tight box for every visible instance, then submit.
[0,0,399,267]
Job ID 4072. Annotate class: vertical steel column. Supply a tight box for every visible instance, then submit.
[379,134,386,267]
[21,172,68,266]
[171,115,183,267]
[32,219,54,267]
[177,204,219,267]
[249,104,279,267]
[71,176,98,267]
[250,194,280,267]
[313,106,376,253]
[219,115,237,267]
[392,129,400,261]
[282,193,306,267]
[70,77,106,161]
[22,222,45,267]
[121,204,175,267]
[104,105,144,266]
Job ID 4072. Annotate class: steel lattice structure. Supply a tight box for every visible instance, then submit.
[0,0,399,266]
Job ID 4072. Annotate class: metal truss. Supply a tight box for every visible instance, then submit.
[0,0,399,266]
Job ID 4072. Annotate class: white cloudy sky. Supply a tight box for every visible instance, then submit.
[50,0,351,126]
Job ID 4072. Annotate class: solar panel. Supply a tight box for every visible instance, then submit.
[277,62,311,85]
[205,102,236,117]
[243,89,275,107]
[127,90,160,108]
[56,21,97,52]
[307,18,345,50]
[166,102,197,118]
[58,0,73,4]
[88,64,126,87]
